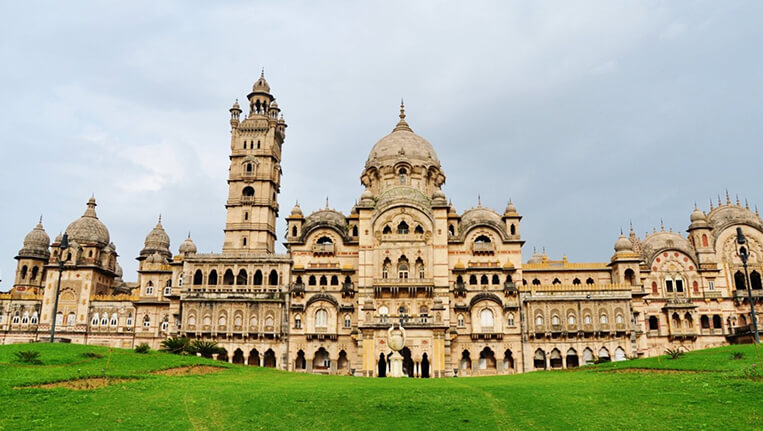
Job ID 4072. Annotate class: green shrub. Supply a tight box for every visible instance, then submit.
[14,350,42,365]
[742,364,760,380]
[665,347,685,360]
[189,340,224,358]
[731,351,745,360]
[161,337,190,355]
[134,343,151,354]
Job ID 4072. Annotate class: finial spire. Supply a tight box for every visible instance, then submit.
[756,205,760,217]
[158,214,162,224]
[325,197,329,209]
[709,198,714,211]
[477,194,481,207]
[261,67,265,78]
[718,195,722,206]
[187,231,191,239]
[745,198,750,209]
[736,194,740,206]
[629,220,634,234]
[620,227,624,235]
[726,190,731,205]
[660,219,665,231]
[39,214,43,225]
[393,99,412,132]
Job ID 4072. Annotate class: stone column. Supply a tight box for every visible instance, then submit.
[330,357,337,374]
[545,355,550,370]
[259,353,264,367]
[244,354,250,365]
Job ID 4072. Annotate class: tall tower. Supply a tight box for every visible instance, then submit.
[223,72,287,254]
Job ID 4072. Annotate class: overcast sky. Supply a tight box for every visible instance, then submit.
[1,1,761,288]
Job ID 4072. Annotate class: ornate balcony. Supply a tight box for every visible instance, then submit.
[312,243,335,255]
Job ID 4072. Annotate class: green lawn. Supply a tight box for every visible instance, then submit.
[0,343,761,431]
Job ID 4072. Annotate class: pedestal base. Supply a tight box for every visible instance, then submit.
[389,351,404,378]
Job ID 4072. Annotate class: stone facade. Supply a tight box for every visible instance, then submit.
[3,75,762,377]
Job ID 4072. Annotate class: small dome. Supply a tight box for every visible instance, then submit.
[179,235,197,255]
[290,202,303,217]
[433,189,446,199]
[231,99,240,110]
[461,207,503,225]
[252,71,270,93]
[505,200,518,215]
[140,216,171,259]
[65,197,110,247]
[690,207,706,223]
[18,218,50,258]
[360,189,373,200]
[270,100,279,109]
[614,233,633,253]
[527,252,543,264]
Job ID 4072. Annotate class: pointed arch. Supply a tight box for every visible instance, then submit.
[269,269,279,286]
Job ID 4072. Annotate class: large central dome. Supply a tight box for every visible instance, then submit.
[365,103,440,168]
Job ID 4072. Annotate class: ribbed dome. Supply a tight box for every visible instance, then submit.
[690,207,706,223]
[366,103,439,169]
[179,234,197,255]
[65,197,110,247]
[140,216,171,259]
[18,218,50,258]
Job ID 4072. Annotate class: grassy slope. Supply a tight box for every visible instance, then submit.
[0,343,761,431]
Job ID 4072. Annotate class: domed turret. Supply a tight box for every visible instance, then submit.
[65,197,110,247]
[140,216,171,260]
[18,217,51,259]
[289,202,304,218]
[504,200,518,216]
[252,69,270,93]
[179,234,197,255]
[614,233,633,253]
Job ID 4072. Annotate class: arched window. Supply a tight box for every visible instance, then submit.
[308,275,316,286]
[586,277,594,285]
[30,266,39,281]
[244,211,249,221]
[91,313,99,326]
[126,313,133,327]
[352,225,358,236]
[665,277,674,292]
[700,315,710,329]
[600,314,608,325]
[317,236,333,245]
[291,225,298,236]
[492,274,500,285]
[398,257,409,279]
[584,314,592,325]
[250,316,258,327]
[161,318,169,332]
[448,224,455,236]
[552,315,560,325]
[378,306,389,316]
[416,259,425,279]
[193,270,203,285]
[568,314,576,325]
[242,237,247,246]
[675,276,684,293]
[573,278,581,285]
[242,186,254,197]
[178,273,183,287]
[734,271,746,290]
[616,314,624,324]
[457,314,465,327]
[246,163,253,173]
[510,224,516,235]
[236,269,248,285]
[315,309,328,328]
[532,278,541,286]
[101,314,108,326]
[507,313,515,326]
[344,314,351,328]
[702,234,708,247]
[145,281,154,295]
[382,258,390,279]
[383,225,392,235]
[269,269,279,286]
[330,275,339,286]
[110,313,118,326]
[319,275,327,286]
[398,168,407,184]
[223,269,234,285]
[218,315,227,327]
[294,314,302,329]
[414,225,424,234]
[751,271,762,290]
[20,265,27,279]
[480,308,494,327]
[624,269,635,285]
[30,312,38,324]
[552,278,561,285]
[469,275,478,285]
[648,316,659,330]
[481,275,489,285]
[12,312,20,325]
[164,280,172,296]
[208,270,218,286]
[712,314,722,329]
[536,315,543,326]
[188,315,197,326]
[253,270,263,285]
[143,315,151,328]
[397,221,409,235]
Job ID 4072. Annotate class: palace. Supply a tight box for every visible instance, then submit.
[2,75,762,377]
